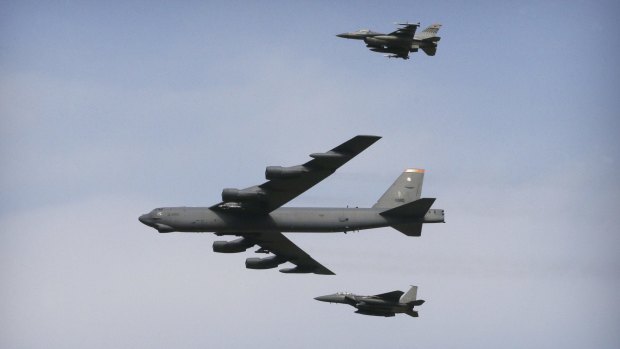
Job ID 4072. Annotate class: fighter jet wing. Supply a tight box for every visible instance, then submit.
[245,232,335,275]
[211,135,381,214]
[373,290,404,302]
[387,23,419,39]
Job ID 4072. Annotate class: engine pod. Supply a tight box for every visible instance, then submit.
[212,237,255,253]
[265,165,308,180]
[245,256,286,270]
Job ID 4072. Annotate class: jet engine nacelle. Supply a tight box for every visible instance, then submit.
[245,256,286,270]
[221,188,266,202]
[265,166,308,180]
[280,266,314,274]
[212,237,255,253]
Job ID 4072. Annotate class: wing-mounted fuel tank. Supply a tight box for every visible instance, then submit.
[212,237,255,253]
[265,165,309,180]
[245,255,286,269]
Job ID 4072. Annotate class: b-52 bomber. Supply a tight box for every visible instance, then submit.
[315,285,425,317]
[337,22,442,59]
[139,135,444,275]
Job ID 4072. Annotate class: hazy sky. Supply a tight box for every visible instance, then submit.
[1,1,619,348]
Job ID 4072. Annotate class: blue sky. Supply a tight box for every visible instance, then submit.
[1,1,619,348]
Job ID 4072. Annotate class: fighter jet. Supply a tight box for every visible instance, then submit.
[315,285,425,317]
[139,135,444,275]
[337,22,442,59]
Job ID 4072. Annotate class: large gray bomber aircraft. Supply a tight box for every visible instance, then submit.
[337,22,442,59]
[315,285,425,317]
[139,136,444,275]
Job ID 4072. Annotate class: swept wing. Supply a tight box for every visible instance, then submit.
[211,135,381,214]
[372,290,405,302]
[387,23,420,39]
[242,232,334,275]
[211,135,380,275]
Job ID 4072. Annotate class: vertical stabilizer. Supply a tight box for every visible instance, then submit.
[399,286,418,304]
[417,23,442,40]
[373,169,425,209]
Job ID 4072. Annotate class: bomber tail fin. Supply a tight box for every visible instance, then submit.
[373,169,425,209]
[375,170,442,236]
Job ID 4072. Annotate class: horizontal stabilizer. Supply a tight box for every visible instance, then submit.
[391,223,422,236]
[405,310,419,317]
[410,299,425,306]
[380,198,435,218]
[422,45,437,56]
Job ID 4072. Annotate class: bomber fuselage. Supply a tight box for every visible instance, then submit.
[138,206,444,234]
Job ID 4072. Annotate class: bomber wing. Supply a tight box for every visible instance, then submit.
[243,232,335,275]
[211,135,381,214]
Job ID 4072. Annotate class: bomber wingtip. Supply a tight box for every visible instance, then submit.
[356,134,382,140]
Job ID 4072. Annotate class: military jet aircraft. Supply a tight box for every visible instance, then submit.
[315,285,425,317]
[138,135,444,275]
[337,22,442,59]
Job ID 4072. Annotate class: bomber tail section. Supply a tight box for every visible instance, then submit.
[376,169,444,236]
[373,169,425,209]
[380,197,435,217]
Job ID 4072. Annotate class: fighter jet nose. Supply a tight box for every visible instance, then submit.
[138,214,149,225]
[336,33,345,38]
[314,295,332,302]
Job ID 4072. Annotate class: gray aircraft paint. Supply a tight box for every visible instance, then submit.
[337,23,442,59]
[139,136,444,275]
[315,286,425,317]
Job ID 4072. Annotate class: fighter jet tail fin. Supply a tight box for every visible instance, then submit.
[400,285,425,306]
[400,285,418,303]
[373,169,425,209]
[418,23,442,40]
